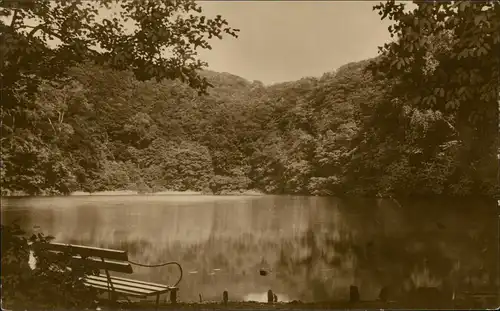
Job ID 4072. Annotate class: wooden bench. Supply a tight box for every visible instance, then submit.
[38,242,180,310]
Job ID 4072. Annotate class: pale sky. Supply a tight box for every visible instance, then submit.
[196,1,395,84]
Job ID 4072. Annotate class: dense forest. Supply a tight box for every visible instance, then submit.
[1,1,498,198]
[2,57,497,197]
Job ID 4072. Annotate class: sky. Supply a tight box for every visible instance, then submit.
[196,1,395,85]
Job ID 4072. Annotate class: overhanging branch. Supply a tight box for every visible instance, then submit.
[27,24,63,41]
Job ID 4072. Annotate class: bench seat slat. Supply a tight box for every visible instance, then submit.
[84,278,169,296]
[96,274,177,289]
[83,282,147,298]
[87,275,171,292]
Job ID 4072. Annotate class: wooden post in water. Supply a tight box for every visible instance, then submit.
[267,290,274,303]
[273,293,278,303]
[223,290,228,305]
[349,285,360,303]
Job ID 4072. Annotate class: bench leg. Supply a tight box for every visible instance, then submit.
[169,289,177,304]
[155,294,160,311]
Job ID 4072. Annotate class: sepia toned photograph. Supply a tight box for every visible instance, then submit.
[1,0,499,310]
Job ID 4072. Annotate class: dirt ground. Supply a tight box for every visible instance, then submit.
[105,298,499,310]
[106,301,387,310]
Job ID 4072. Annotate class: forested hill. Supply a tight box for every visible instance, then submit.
[2,59,496,197]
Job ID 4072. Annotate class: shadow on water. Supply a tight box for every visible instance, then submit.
[1,195,498,307]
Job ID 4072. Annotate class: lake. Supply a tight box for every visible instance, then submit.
[1,195,498,307]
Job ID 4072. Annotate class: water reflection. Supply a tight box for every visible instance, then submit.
[1,195,497,305]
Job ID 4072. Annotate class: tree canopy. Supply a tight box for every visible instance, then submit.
[362,0,499,196]
[1,0,239,93]
[1,0,238,195]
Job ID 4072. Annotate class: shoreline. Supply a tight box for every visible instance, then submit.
[1,190,494,201]
[2,189,266,198]
[70,190,203,196]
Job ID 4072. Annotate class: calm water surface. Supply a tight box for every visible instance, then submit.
[1,195,498,304]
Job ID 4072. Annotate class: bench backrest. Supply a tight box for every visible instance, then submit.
[41,242,133,274]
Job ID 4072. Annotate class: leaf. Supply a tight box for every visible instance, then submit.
[458,1,469,12]
[457,49,469,60]
[474,14,485,26]
[429,95,436,107]
[477,47,487,56]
